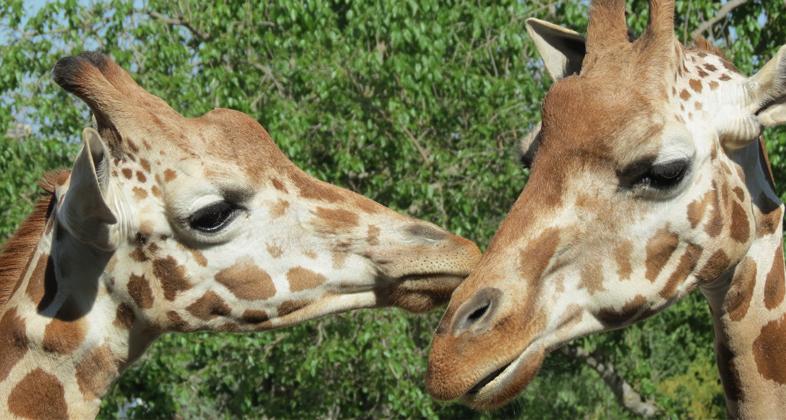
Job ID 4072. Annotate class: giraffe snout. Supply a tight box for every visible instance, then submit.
[368,222,481,312]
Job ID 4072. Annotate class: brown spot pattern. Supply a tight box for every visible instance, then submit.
[753,312,786,384]
[270,199,290,218]
[580,262,604,294]
[271,178,287,192]
[26,254,57,309]
[130,247,147,262]
[136,171,146,182]
[354,197,382,214]
[121,168,133,179]
[127,274,154,309]
[166,311,189,330]
[163,169,177,182]
[8,368,67,419]
[133,187,148,200]
[113,303,136,329]
[614,241,632,280]
[241,309,270,324]
[518,228,560,282]
[314,207,359,231]
[644,228,679,282]
[42,305,86,354]
[696,249,731,282]
[729,201,750,243]
[153,256,191,301]
[764,244,786,310]
[596,295,647,326]
[187,291,231,320]
[724,257,757,321]
[190,249,208,267]
[266,243,283,258]
[332,251,348,269]
[76,345,116,400]
[687,191,712,228]
[659,244,702,299]
[756,199,782,237]
[287,267,327,292]
[290,170,344,202]
[0,308,28,382]
[215,257,276,300]
[278,299,310,316]
[367,225,380,246]
[680,89,691,100]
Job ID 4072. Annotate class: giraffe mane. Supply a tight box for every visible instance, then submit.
[0,170,68,307]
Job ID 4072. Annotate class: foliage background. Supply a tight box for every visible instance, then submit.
[0,0,783,418]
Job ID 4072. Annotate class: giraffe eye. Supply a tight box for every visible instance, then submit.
[618,158,691,192]
[188,201,241,233]
[641,159,690,189]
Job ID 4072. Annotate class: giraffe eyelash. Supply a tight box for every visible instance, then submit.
[188,201,243,233]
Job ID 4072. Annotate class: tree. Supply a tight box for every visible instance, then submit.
[0,1,783,418]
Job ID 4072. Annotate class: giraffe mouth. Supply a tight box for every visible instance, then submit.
[459,341,546,410]
[377,273,466,312]
[466,363,512,395]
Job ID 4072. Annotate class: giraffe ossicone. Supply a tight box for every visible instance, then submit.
[426,1,786,417]
[0,52,480,418]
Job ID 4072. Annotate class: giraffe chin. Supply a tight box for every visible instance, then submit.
[459,343,546,410]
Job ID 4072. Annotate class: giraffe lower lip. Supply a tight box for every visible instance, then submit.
[466,363,511,395]
[458,342,546,409]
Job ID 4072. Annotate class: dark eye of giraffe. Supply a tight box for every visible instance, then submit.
[642,159,690,189]
[188,201,241,233]
[618,158,691,191]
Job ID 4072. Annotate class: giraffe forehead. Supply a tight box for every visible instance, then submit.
[540,77,666,162]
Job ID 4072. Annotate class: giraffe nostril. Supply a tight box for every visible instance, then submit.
[467,302,490,323]
[451,287,502,335]
[405,223,449,242]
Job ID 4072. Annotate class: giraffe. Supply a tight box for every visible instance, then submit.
[0,52,481,419]
[425,1,786,417]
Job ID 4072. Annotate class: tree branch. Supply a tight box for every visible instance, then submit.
[147,11,210,41]
[563,346,659,417]
[690,0,748,41]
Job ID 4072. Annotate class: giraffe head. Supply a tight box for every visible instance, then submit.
[50,52,480,335]
[426,0,786,409]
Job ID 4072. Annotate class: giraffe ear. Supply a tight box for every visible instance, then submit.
[58,127,117,250]
[526,18,586,81]
[748,45,786,127]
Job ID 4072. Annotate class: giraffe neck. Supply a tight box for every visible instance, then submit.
[0,203,154,418]
[700,139,786,418]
